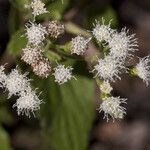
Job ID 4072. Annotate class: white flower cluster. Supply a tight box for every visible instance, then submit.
[0,66,42,117]
[22,0,75,83]
[30,0,48,18]
[99,96,127,121]
[53,65,74,84]
[18,0,150,121]
[22,1,52,78]
[92,19,138,82]
[92,19,113,42]
[71,35,91,55]
[32,58,51,78]
[92,19,138,60]
[135,56,150,86]
[21,45,42,65]
[93,55,125,82]
[25,22,47,46]
[48,21,65,38]
[108,28,138,59]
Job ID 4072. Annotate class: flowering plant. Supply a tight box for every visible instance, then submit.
[0,0,150,149]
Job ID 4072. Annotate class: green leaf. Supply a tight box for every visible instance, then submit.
[34,75,95,150]
[44,50,62,62]
[0,126,12,150]
[7,29,27,56]
[86,6,118,29]
[47,0,70,20]
[11,0,30,12]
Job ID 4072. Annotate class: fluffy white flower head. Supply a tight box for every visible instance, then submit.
[99,96,127,121]
[13,90,42,117]
[21,45,42,65]
[93,56,125,82]
[53,64,74,84]
[100,81,113,94]
[135,56,150,86]
[71,35,91,55]
[25,22,47,46]
[0,65,7,88]
[108,28,138,59]
[48,21,65,38]
[5,69,30,97]
[32,58,51,78]
[31,0,48,18]
[92,19,113,42]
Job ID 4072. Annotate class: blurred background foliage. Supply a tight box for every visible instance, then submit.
[0,0,150,150]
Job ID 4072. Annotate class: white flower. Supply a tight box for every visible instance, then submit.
[25,22,47,46]
[135,56,150,86]
[32,58,51,78]
[92,19,114,42]
[48,21,65,38]
[21,45,42,65]
[5,68,30,97]
[98,96,127,121]
[71,35,91,55]
[13,90,42,117]
[0,65,7,88]
[53,64,74,84]
[100,81,113,94]
[31,0,48,18]
[108,28,138,59]
[93,55,125,82]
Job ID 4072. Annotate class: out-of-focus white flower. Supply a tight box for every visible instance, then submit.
[100,81,113,94]
[48,20,65,38]
[71,35,91,55]
[25,22,47,46]
[31,0,48,18]
[99,96,127,121]
[53,64,74,84]
[93,55,125,82]
[0,65,7,88]
[92,18,114,42]
[13,90,42,117]
[108,28,138,59]
[135,56,150,86]
[32,58,51,78]
[5,68,30,97]
[21,45,42,65]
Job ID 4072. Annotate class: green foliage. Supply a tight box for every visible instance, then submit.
[47,0,70,20]
[31,74,95,150]
[0,126,12,150]
[86,6,118,28]
[7,29,27,56]
[11,0,30,12]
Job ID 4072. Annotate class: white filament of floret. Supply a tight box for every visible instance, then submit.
[136,56,150,86]
[100,81,113,94]
[93,56,125,82]
[31,0,48,18]
[71,35,91,55]
[21,45,42,65]
[53,64,74,84]
[5,69,30,97]
[108,28,138,59]
[13,90,42,117]
[98,96,127,121]
[25,22,47,46]
[0,65,7,88]
[92,18,114,42]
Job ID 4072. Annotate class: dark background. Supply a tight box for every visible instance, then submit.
[0,0,150,150]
